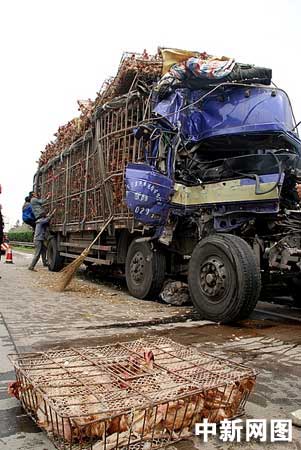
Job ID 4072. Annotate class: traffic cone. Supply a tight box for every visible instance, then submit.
[5,247,14,264]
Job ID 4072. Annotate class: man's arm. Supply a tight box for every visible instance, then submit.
[31,197,45,206]
[32,193,51,205]
[39,217,50,225]
[40,209,56,225]
[47,208,56,219]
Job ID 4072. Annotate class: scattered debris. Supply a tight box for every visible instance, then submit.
[160,281,191,306]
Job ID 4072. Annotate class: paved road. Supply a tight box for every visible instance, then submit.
[0,251,301,449]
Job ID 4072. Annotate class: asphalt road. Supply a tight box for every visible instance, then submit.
[0,250,300,449]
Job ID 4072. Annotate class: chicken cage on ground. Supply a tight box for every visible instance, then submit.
[8,337,257,450]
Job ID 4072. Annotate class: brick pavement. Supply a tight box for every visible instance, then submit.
[0,251,197,352]
[1,251,301,450]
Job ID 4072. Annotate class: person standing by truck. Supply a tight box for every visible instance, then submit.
[22,195,36,228]
[30,192,51,220]
[28,210,56,271]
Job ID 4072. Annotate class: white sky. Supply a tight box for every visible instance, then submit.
[1,0,300,229]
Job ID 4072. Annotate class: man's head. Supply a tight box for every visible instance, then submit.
[30,192,38,198]
[25,196,31,202]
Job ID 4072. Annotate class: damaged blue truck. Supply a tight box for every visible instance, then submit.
[35,49,301,323]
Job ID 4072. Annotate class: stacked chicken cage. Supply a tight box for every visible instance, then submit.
[9,337,257,449]
[36,52,161,230]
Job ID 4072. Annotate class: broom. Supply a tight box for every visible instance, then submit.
[58,215,114,292]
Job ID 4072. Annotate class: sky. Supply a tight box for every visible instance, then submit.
[0,0,300,229]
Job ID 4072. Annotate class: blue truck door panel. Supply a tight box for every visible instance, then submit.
[126,163,173,226]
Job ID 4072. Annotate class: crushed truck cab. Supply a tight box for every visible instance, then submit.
[34,50,301,323]
[126,82,301,321]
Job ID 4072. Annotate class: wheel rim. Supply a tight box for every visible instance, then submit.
[130,251,146,284]
[199,256,228,302]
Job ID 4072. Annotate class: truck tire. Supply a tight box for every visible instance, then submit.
[47,237,64,272]
[125,240,166,299]
[188,234,261,323]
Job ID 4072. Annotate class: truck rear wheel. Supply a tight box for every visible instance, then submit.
[47,236,64,272]
[188,234,261,323]
[125,240,166,299]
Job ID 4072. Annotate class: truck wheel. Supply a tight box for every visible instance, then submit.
[47,237,64,272]
[188,234,261,323]
[125,240,166,299]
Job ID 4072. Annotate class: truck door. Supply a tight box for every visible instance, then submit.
[125,124,174,226]
[126,163,173,226]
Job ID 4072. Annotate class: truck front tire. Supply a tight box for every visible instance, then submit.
[125,240,166,299]
[47,237,64,272]
[188,234,261,323]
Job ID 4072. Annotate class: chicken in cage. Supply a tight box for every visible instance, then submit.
[8,337,257,450]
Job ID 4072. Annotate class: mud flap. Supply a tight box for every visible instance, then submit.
[126,163,174,227]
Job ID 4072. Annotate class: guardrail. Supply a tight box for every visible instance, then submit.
[10,241,34,248]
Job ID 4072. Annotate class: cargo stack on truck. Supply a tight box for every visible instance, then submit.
[34,48,301,322]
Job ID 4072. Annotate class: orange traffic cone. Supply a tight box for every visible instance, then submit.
[5,247,14,264]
